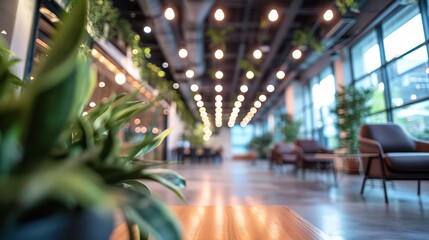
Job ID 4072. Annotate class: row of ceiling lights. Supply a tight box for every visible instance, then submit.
[161,5,334,128]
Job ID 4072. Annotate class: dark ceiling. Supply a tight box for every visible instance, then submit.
[112,0,395,127]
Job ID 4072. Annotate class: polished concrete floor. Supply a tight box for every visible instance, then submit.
[147,159,429,240]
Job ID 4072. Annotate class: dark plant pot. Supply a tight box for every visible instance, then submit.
[0,211,113,240]
[343,157,360,174]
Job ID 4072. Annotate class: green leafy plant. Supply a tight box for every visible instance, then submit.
[335,0,360,15]
[247,133,273,158]
[333,85,372,153]
[292,28,323,53]
[0,1,185,239]
[239,59,261,78]
[279,114,302,143]
[83,0,196,128]
[205,27,233,51]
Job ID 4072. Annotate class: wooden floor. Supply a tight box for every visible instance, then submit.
[146,159,429,240]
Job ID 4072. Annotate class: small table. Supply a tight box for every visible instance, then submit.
[314,153,378,175]
[111,206,330,240]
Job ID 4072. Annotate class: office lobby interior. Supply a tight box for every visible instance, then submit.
[1,0,429,239]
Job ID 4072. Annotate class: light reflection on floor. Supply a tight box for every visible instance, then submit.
[145,159,429,239]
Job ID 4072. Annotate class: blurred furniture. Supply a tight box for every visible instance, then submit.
[295,140,336,183]
[111,206,330,240]
[359,123,429,203]
[270,142,298,171]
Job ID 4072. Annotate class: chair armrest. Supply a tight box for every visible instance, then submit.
[414,139,429,152]
[319,147,334,154]
[359,137,385,157]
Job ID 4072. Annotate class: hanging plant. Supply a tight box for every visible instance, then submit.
[335,0,360,15]
[205,27,233,51]
[292,28,323,53]
[239,59,261,78]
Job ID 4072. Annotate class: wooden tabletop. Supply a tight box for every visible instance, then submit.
[111,205,330,240]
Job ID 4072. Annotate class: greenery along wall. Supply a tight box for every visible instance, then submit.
[82,0,196,127]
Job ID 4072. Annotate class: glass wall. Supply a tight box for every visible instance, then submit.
[297,67,338,148]
[350,2,429,139]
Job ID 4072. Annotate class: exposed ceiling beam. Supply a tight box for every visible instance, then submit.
[245,0,304,106]
[228,0,254,101]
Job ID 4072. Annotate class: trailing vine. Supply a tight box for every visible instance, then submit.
[292,28,323,53]
[335,0,360,15]
[79,0,196,127]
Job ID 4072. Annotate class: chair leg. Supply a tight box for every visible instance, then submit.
[360,177,367,195]
[382,179,389,204]
[418,180,421,196]
[331,162,337,186]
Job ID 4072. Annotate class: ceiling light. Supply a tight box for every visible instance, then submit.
[276,70,285,80]
[214,49,224,59]
[237,95,245,102]
[240,85,248,93]
[162,62,169,68]
[215,95,223,102]
[292,49,302,59]
[234,101,242,108]
[197,101,204,107]
[215,102,223,108]
[173,83,180,89]
[215,70,224,79]
[214,8,225,21]
[143,26,152,33]
[165,7,175,20]
[259,94,267,102]
[254,100,262,108]
[250,107,257,114]
[215,84,223,92]
[253,49,262,59]
[190,84,199,92]
[98,81,105,88]
[268,9,279,22]
[115,72,126,85]
[323,9,334,21]
[194,94,202,101]
[178,48,188,58]
[267,84,275,92]
[186,69,195,78]
[246,71,255,79]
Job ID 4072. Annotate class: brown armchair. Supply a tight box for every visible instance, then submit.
[359,123,429,203]
[270,142,298,170]
[295,140,336,182]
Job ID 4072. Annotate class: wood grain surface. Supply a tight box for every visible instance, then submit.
[111,205,330,240]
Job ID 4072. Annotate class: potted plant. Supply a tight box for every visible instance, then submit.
[279,114,302,143]
[0,1,185,239]
[247,133,273,159]
[333,85,372,173]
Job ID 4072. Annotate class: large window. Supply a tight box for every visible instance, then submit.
[298,67,338,148]
[351,2,429,139]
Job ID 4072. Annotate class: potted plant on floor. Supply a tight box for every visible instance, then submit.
[0,1,185,239]
[333,85,372,173]
[247,133,273,160]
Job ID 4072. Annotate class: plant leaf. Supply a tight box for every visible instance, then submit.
[123,193,182,240]
[128,128,172,159]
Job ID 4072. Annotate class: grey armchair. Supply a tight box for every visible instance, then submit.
[295,140,336,182]
[270,142,298,170]
[359,123,429,203]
